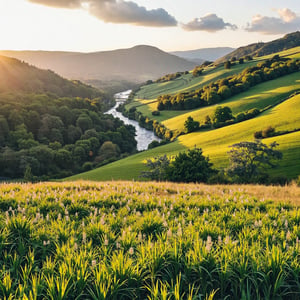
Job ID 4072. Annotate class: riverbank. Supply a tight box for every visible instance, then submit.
[106,90,161,151]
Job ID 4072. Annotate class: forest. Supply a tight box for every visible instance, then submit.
[0,93,137,180]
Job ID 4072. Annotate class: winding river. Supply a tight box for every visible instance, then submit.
[106,90,161,151]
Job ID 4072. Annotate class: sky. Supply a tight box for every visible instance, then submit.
[1,0,300,52]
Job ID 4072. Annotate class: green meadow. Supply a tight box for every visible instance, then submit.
[163,72,300,132]
[68,47,300,181]
[68,93,300,181]
[1,181,300,299]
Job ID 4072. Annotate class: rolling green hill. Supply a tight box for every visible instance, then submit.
[216,31,300,63]
[67,92,300,181]
[66,45,300,182]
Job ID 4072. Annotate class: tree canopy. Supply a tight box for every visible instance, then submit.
[226,140,283,183]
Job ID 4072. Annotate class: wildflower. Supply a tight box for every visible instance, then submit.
[206,236,213,252]
[177,227,182,237]
[167,228,172,238]
[225,236,230,245]
[74,242,78,251]
[82,232,87,244]
[138,232,142,242]
[104,237,109,246]
[91,260,97,268]
[284,220,288,229]
[218,235,222,245]
[116,242,121,249]
[286,230,291,241]
[128,247,134,255]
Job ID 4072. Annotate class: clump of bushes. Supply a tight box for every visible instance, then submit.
[254,126,276,139]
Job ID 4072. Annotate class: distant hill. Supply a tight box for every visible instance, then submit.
[0,55,106,99]
[0,45,196,84]
[217,31,300,63]
[171,47,235,64]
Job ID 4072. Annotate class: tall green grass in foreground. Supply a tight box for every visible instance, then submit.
[0,181,300,299]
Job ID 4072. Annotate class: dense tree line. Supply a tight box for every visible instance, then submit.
[142,141,285,185]
[0,93,137,180]
[157,56,300,111]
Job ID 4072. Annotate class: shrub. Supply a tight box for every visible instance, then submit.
[254,131,263,139]
[262,126,275,138]
[152,110,160,116]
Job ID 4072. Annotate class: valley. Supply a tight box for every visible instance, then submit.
[1,0,300,297]
[70,42,300,182]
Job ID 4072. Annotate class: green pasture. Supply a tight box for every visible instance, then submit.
[132,46,300,105]
[68,93,300,181]
[134,60,259,102]
[163,71,300,132]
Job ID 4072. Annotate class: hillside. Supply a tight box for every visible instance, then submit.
[217,31,300,63]
[68,46,300,182]
[0,45,196,84]
[171,47,235,64]
[0,55,137,180]
[0,55,105,99]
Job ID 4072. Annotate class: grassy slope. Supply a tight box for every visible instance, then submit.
[67,93,300,181]
[66,47,300,181]
[163,72,300,132]
[127,48,300,124]
[131,60,259,103]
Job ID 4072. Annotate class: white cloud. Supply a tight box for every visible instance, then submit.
[29,0,81,9]
[88,0,177,27]
[182,14,237,32]
[27,0,177,27]
[246,8,300,35]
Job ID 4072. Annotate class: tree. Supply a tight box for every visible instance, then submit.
[224,61,232,69]
[141,148,214,183]
[24,165,33,182]
[166,148,214,183]
[140,155,170,181]
[204,115,212,125]
[96,141,120,162]
[226,141,282,183]
[76,114,93,132]
[217,85,231,99]
[212,106,233,124]
[184,116,199,133]
[0,116,9,146]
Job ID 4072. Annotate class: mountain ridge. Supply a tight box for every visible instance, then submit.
[171,47,235,64]
[0,45,196,84]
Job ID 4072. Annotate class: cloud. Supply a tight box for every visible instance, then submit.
[88,0,177,27]
[28,0,81,9]
[182,14,237,32]
[246,8,300,34]
[27,0,177,27]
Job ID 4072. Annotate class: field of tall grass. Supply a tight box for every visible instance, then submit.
[0,181,300,299]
